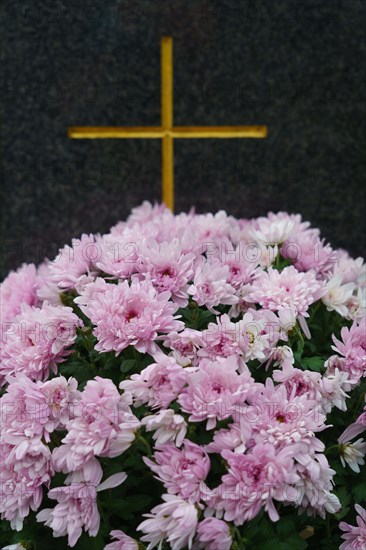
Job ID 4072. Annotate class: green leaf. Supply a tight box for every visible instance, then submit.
[300,356,326,371]
[120,359,137,373]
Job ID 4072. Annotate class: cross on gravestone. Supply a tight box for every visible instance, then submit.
[68,37,268,212]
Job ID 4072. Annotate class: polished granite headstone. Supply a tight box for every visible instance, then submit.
[1,0,365,277]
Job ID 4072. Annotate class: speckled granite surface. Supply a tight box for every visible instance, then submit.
[1,0,365,277]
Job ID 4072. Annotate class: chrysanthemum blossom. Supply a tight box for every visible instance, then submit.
[247,266,325,317]
[0,302,82,383]
[104,530,138,550]
[136,238,195,306]
[120,355,188,409]
[52,377,139,473]
[216,444,300,524]
[250,212,296,245]
[162,328,202,367]
[187,262,238,313]
[332,318,366,382]
[194,518,232,550]
[76,277,183,355]
[0,374,79,444]
[141,409,187,447]
[322,275,356,317]
[138,494,198,550]
[36,470,127,547]
[144,441,210,502]
[0,440,54,531]
[339,504,366,550]
[339,438,366,473]
[48,233,98,290]
[178,356,257,429]
[0,263,38,323]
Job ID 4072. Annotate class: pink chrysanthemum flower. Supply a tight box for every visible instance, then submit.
[332,318,366,381]
[0,374,79,444]
[247,380,326,452]
[144,441,210,503]
[105,530,138,550]
[272,362,323,401]
[178,356,257,429]
[52,377,139,473]
[37,470,126,547]
[0,302,82,383]
[250,212,303,245]
[247,265,325,317]
[295,453,340,518]
[339,504,366,550]
[136,238,195,306]
[162,328,202,367]
[138,494,198,550]
[141,409,187,447]
[120,355,188,409]
[0,440,54,531]
[187,262,238,313]
[194,518,232,550]
[215,444,299,524]
[76,277,183,355]
[48,233,98,290]
[0,263,38,323]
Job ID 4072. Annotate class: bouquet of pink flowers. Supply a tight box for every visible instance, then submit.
[0,202,365,550]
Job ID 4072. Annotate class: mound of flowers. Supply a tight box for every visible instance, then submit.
[0,202,365,550]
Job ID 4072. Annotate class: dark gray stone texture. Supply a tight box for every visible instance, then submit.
[1,0,365,277]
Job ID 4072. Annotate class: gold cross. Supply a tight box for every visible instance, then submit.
[68,37,267,212]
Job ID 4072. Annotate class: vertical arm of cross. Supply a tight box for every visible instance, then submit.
[161,37,174,211]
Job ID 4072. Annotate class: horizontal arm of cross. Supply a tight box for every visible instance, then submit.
[68,125,268,139]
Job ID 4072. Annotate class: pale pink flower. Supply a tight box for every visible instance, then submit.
[250,212,296,245]
[127,200,171,226]
[40,375,80,427]
[194,518,232,550]
[95,231,141,279]
[187,262,238,313]
[0,303,81,383]
[0,439,53,530]
[0,264,38,323]
[141,409,187,447]
[216,444,300,524]
[339,504,366,550]
[332,318,366,381]
[36,262,62,306]
[162,329,202,367]
[332,250,365,285]
[104,530,138,550]
[282,229,335,276]
[295,453,340,518]
[120,355,188,409]
[322,275,356,317]
[247,379,327,453]
[37,469,126,547]
[199,311,278,363]
[178,356,257,429]
[52,377,139,473]
[273,362,322,400]
[320,367,354,412]
[344,287,366,321]
[138,494,198,550]
[339,439,366,473]
[217,243,257,289]
[144,441,210,502]
[0,374,78,444]
[137,239,195,306]
[76,277,183,355]
[48,233,98,290]
[205,419,252,455]
[247,266,325,317]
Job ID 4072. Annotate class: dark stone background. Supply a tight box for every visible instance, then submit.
[1,0,365,278]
